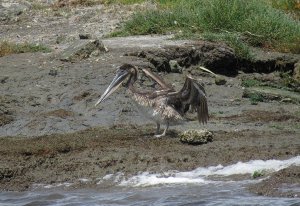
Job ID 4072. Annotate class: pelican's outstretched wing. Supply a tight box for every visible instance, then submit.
[167,75,208,124]
[141,68,174,90]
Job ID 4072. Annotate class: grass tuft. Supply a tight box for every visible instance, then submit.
[0,41,51,57]
[249,93,265,105]
[112,0,300,58]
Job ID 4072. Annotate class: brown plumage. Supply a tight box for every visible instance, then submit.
[95,64,208,137]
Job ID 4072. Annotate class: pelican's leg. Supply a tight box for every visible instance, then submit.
[154,122,169,138]
[155,123,160,135]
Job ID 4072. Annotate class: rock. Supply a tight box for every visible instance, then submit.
[0,76,9,84]
[49,69,58,76]
[169,60,183,73]
[215,76,226,85]
[293,62,300,83]
[79,34,92,40]
[60,39,106,62]
[180,129,213,145]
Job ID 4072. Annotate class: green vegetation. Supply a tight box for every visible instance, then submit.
[110,0,300,58]
[0,41,51,57]
[30,2,49,10]
[252,170,265,178]
[269,0,300,19]
[279,71,300,92]
[241,79,261,88]
[270,124,284,130]
[248,93,265,105]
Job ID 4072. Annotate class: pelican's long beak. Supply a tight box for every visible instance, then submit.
[95,70,129,106]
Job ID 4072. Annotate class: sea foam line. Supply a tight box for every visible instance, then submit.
[118,156,300,187]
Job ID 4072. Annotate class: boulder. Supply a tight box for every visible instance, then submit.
[215,75,227,85]
[60,39,107,62]
[180,129,213,145]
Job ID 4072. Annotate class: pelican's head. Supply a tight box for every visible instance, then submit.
[95,64,138,106]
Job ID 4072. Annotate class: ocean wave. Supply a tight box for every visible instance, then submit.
[118,156,300,187]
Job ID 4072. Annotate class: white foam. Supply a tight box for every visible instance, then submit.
[97,172,124,184]
[79,178,91,183]
[119,172,209,187]
[102,174,114,180]
[43,182,73,189]
[119,156,300,187]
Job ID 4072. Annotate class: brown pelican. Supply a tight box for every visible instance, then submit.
[95,64,208,137]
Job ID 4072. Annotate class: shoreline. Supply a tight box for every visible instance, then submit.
[0,125,299,198]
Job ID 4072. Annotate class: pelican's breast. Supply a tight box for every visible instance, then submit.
[131,93,164,123]
[130,92,184,124]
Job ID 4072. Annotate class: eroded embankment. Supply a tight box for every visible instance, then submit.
[126,42,300,76]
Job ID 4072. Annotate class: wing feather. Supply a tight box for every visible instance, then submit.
[167,75,208,124]
[141,68,174,90]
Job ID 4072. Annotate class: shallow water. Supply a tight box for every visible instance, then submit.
[1,157,300,206]
[1,183,300,206]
